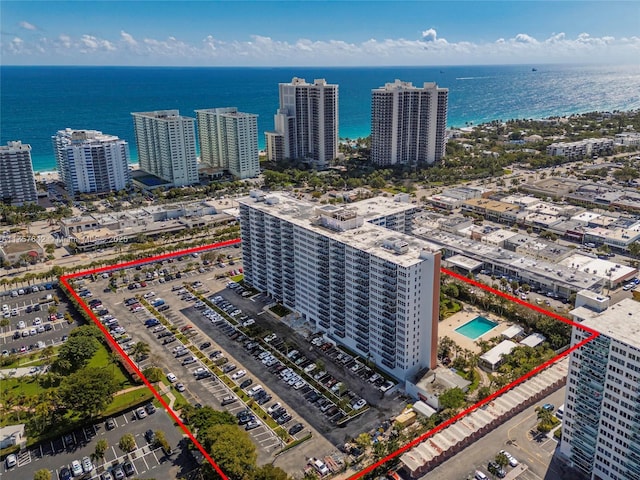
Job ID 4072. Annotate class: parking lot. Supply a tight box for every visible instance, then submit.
[64,246,410,474]
[0,284,77,354]
[2,405,192,480]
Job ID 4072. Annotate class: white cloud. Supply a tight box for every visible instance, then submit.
[1,29,637,66]
[19,21,37,31]
[120,31,138,47]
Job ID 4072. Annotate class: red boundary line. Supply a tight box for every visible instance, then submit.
[61,239,240,480]
[349,267,600,480]
[60,240,600,480]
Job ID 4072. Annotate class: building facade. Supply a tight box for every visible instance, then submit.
[0,141,38,205]
[131,110,198,187]
[195,107,260,179]
[560,298,640,480]
[266,78,338,169]
[239,192,441,382]
[52,129,131,197]
[371,80,448,166]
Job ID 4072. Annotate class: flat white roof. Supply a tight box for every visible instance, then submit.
[446,254,483,271]
[480,340,518,366]
[413,401,437,418]
[560,254,636,283]
[502,325,524,339]
[520,333,546,347]
[581,298,640,347]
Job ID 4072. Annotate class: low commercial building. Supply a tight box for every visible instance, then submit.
[520,333,546,348]
[0,424,25,449]
[405,366,472,409]
[479,340,518,371]
[0,240,44,265]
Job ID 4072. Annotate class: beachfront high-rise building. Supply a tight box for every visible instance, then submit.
[560,298,640,480]
[195,107,260,179]
[371,79,448,166]
[52,129,131,197]
[0,141,38,206]
[239,192,441,382]
[266,77,338,169]
[131,110,198,187]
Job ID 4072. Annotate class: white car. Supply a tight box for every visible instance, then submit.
[175,383,186,392]
[264,333,277,343]
[166,373,177,383]
[499,450,519,467]
[136,407,147,419]
[33,317,42,326]
[267,402,281,414]
[352,399,367,410]
[17,320,26,329]
[82,456,94,473]
[231,370,247,380]
[242,319,255,327]
[71,459,83,477]
[4,454,16,469]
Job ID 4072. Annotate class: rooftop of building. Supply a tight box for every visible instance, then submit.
[0,141,31,152]
[581,298,640,346]
[0,241,42,255]
[131,109,193,120]
[463,198,520,213]
[239,192,440,267]
[412,366,472,396]
[559,254,637,282]
[54,128,123,144]
[480,340,518,365]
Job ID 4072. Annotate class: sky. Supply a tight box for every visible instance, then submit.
[1,1,639,66]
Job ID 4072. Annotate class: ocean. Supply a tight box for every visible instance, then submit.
[1,64,639,173]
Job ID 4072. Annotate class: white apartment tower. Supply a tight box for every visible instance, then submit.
[239,192,441,382]
[266,77,338,169]
[560,298,640,480]
[371,80,448,166]
[0,141,38,205]
[52,129,131,197]
[195,107,260,179]
[131,110,198,187]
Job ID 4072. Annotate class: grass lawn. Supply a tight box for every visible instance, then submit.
[87,343,131,389]
[102,386,153,417]
[1,375,51,402]
[230,274,244,282]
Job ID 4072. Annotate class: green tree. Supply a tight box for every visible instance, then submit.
[185,406,236,431]
[93,439,108,465]
[118,433,136,453]
[59,367,118,418]
[354,432,372,449]
[33,469,52,480]
[252,464,290,480]
[142,366,164,382]
[495,451,509,468]
[55,335,100,372]
[199,424,257,480]
[153,430,171,453]
[439,387,466,410]
[131,341,151,361]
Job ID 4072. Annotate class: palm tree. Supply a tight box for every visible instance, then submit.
[131,342,151,361]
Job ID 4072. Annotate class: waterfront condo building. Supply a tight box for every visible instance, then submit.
[131,110,198,187]
[265,77,338,169]
[239,192,441,382]
[52,129,131,197]
[371,79,448,166]
[0,141,38,205]
[195,107,260,179]
[560,298,640,480]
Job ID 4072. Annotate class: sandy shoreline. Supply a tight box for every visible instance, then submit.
[35,163,141,183]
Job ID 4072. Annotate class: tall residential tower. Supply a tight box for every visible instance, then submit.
[266,77,338,169]
[52,129,131,197]
[371,80,448,166]
[195,107,260,179]
[131,110,198,187]
[0,141,38,205]
[560,298,640,480]
[239,192,441,382]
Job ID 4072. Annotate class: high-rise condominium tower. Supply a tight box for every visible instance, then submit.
[195,107,260,179]
[131,110,198,187]
[371,79,448,166]
[0,141,38,205]
[266,77,338,169]
[239,192,441,382]
[52,129,131,197]
[560,298,640,480]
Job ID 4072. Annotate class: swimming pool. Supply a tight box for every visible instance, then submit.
[455,316,498,340]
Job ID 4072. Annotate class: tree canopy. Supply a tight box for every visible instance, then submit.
[59,367,118,418]
[199,424,257,480]
[439,387,466,410]
[56,335,100,372]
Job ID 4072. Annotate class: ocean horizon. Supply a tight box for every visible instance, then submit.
[2,64,639,173]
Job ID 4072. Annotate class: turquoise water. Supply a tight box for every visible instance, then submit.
[455,316,498,340]
[2,64,639,172]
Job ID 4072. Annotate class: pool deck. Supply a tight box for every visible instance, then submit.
[439,307,512,354]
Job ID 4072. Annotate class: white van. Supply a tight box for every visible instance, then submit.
[556,404,564,420]
[475,471,488,480]
[313,459,329,476]
[247,385,263,397]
